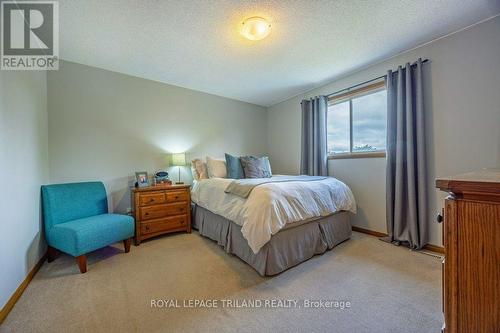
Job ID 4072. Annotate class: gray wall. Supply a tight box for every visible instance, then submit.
[47,61,268,214]
[0,71,49,309]
[267,17,500,246]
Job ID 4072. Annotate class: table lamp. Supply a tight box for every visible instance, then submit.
[172,153,186,184]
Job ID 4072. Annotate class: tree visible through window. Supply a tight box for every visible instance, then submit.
[327,84,387,156]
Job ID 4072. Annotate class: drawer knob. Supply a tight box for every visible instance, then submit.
[149,198,154,202]
[145,212,150,216]
[174,196,179,200]
[436,213,443,223]
[145,226,150,230]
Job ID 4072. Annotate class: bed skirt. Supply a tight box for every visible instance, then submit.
[192,204,352,276]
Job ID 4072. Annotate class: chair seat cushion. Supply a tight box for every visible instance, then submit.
[48,214,134,256]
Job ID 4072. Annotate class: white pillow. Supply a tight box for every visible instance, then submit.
[191,159,208,181]
[206,157,227,178]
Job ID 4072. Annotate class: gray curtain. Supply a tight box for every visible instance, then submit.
[384,58,427,249]
[300,96,328,176]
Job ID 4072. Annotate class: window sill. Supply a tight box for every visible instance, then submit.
[328,151,386,160]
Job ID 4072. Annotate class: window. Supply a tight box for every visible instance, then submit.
[327,81,387,158]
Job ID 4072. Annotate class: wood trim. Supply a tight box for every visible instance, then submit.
[352,226,445,254]
[352,226,387,238]
[328,151,386,160]
[423,243,445,254]
[0,253,47,324]
[328,80,385,103]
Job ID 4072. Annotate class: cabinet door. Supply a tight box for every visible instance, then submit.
[444,198,458,333]
[456,200,500,332]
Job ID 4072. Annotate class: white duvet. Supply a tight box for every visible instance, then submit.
[191,176,356,254]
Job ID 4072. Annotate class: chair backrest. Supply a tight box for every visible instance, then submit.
[41,181,108,231]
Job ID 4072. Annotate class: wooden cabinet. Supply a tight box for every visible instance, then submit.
[132,185,191,245]
[436,169,500,333]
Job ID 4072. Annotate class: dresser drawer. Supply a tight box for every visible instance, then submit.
[139,192,166,206]
[141,215,188,235]
[166,190,189,203]
[140,202,188,221]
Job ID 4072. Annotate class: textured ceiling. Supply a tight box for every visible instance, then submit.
[59,0,500,106]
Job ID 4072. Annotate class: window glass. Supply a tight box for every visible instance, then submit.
[352,90,387,152]
[327,86,387,156]
[327,101,350,154]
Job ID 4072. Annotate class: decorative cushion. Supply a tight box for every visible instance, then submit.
[206,157,227,178]
[48,213,135,257]
[240,156,272,178]
[191,159,208,181]
[225,153,244,179]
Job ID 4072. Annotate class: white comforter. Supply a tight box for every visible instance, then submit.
[191,176,356,254]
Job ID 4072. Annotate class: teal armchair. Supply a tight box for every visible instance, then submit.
[41,182,134,273]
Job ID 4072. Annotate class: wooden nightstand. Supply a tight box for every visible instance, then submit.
[131,184,191,245]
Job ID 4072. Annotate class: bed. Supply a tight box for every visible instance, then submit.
[191,176,356,276]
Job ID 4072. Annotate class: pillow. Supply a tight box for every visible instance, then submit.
[225,153,244,179]
[240,156,272,178]
[206,157,227,178]
[191,159,208,181]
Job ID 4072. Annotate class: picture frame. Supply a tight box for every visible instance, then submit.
[135,171,149,188]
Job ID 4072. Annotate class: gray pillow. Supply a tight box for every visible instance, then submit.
[240,156,272,178]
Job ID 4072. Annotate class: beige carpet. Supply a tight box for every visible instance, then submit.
[1,232,442,333]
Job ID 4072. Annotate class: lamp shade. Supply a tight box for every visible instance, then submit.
[171,153,186,166]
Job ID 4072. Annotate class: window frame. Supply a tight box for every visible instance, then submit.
[327,80,387,160]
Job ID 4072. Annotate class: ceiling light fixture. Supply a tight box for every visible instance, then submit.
[241,16,271,41]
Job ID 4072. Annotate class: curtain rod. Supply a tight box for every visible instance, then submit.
[326,58,428,98]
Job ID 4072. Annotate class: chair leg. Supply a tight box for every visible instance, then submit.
[123,238,131,253]
[47,246,58,263]
[76,255,87,273]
